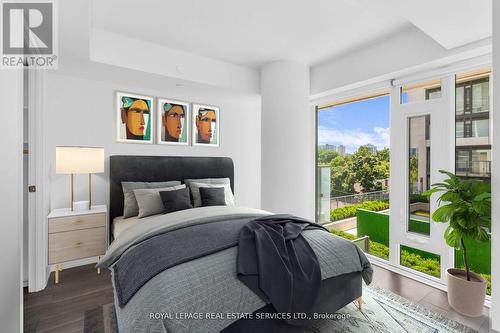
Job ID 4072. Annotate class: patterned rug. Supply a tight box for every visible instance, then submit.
[84,287,478,333]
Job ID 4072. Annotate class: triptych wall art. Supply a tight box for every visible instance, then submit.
[116,91,220,147]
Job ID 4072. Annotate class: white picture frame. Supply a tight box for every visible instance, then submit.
[157,98,190,145]
[116,91,154,144]
[192,103,220,147]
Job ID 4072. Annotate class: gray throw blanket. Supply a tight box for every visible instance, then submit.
[113,216,259,306]
[237,215,329,325]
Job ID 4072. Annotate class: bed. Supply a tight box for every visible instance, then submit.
[98,155,372,333]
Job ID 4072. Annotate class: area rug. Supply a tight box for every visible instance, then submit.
[84,286,478,333]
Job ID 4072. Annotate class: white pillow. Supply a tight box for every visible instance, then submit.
[134,184,186,218]
[189,182,235,207]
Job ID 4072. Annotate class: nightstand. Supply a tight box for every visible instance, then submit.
[47,205,108,283]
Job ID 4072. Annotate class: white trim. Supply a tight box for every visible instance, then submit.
[491,0,500,329]
[310,52,492,106]
[391,54,491,87]
[27,69,50,292]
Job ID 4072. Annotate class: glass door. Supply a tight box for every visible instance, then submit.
[390,76,454,283]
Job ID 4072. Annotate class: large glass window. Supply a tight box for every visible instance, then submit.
[455,71,491,179]
[454,69,491,295]
[316,93,390,260]
[408,115,431,236]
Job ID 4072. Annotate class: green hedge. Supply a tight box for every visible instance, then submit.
[357,208,390,245]
[329,229,388,260]
[409,194,429,203]
[329,229,491,295]
[400,248,440,278]
[407,217,430,235]
[455,237,491,274]
[330,200,389,222]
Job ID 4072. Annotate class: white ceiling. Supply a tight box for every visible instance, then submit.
[91,0,491,69]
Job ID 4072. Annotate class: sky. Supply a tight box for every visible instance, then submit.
[318,95,390,154]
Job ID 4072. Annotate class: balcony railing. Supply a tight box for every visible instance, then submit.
[330,190,389,209]
[456,160,491,178]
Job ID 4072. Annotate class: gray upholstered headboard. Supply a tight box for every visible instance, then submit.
[109,155,234,240]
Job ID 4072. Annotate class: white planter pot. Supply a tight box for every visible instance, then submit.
[446,268,486,317]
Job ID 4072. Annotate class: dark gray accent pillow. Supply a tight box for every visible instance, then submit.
[134,184,186,218]
[159,187,193,214]
[184,178,234,207]
[199,187,226,206]
[122,181,181,218]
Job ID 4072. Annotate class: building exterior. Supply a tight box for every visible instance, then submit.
[337,145,346,155]
[319,144,336,151]
[454,74,491,179]
[406,70,491,180]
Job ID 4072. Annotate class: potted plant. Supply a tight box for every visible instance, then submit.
[424,170,491,317]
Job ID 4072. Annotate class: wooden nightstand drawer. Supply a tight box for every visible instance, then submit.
[48,213,106,234]
[48,227,106,264]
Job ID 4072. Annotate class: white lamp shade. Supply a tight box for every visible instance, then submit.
[56,146,105,174]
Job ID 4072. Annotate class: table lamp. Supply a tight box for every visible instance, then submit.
[56,146,105,211]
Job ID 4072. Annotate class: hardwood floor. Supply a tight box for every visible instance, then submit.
[24,264,490,332]
[24,265,114,333]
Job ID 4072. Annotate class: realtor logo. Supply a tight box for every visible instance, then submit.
[1,1,58,68]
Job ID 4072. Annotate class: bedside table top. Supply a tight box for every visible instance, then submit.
[48,205,107,218]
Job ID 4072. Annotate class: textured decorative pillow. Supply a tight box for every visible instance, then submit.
[122,181,181,218]
[134,184,186,218]
[199,187,226,206]
[187,181,235,207]
[159,187,193,214]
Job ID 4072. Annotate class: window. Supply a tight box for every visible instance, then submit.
[316,92,390,261]
[401,79,441,104]
[455,71,491,180]
[454,69,491,295]
[408,115,431,236]
[425,87,442,100]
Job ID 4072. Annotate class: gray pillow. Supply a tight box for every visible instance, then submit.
[122,181,181,218]
[184,178,231,207]
[134,184,186,218]
[186,180,235,207]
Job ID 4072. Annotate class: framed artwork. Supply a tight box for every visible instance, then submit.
[192,104,219,147]
[116,92,154,143]
[157,98,190,145]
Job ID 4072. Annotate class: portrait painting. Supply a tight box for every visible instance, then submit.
[116,92,154,143]
[192,104,219,147]
[157,99,189,145]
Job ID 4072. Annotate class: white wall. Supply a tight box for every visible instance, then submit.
[44,71,262,213]
[261,61,314,219]
[90,29,260,94]
[491,1,500,331]
[0,69,23,332]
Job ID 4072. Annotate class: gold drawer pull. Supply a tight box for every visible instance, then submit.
[74,219,83,224]
[75,241,83,246]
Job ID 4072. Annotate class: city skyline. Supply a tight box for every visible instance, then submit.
[318,95,390,154]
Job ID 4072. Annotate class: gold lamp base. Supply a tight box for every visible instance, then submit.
[69,173,93,211]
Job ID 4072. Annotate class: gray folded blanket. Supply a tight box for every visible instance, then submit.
[237,215,331,325]
[113,216,260,306]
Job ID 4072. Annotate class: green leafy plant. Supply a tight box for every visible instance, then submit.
[424,170,491,281]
